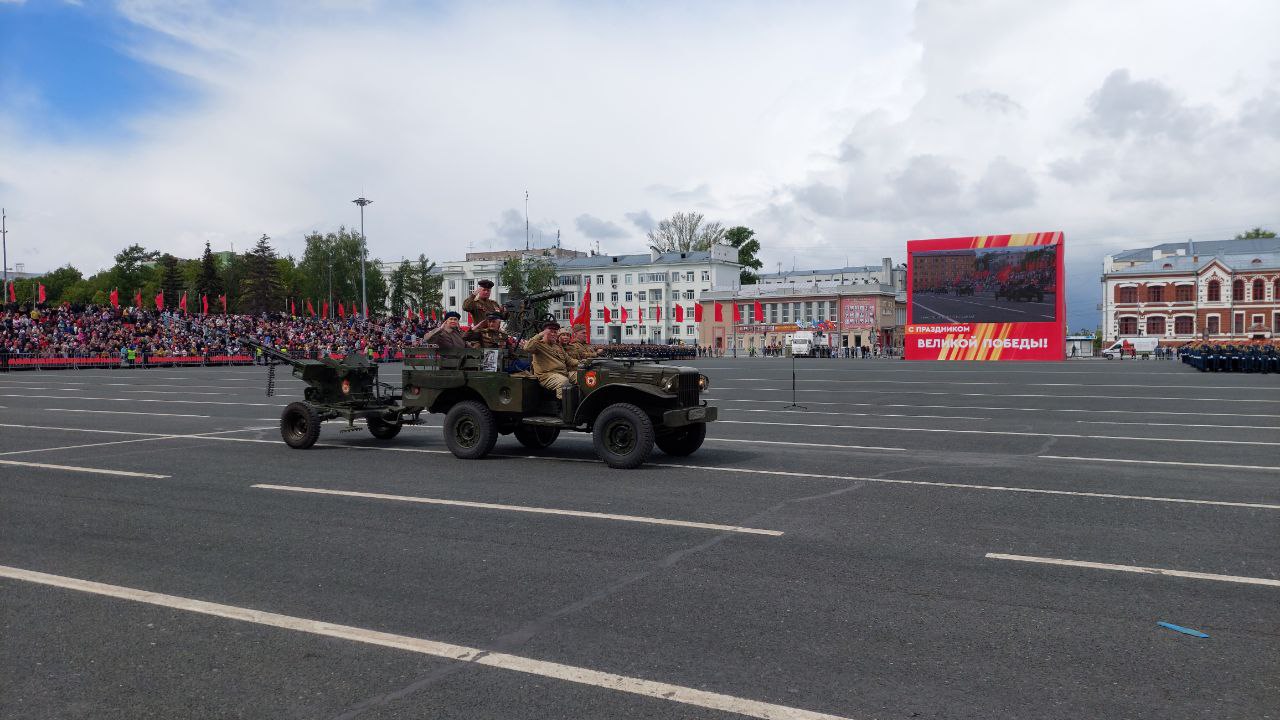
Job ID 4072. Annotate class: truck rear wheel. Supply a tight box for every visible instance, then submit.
[656,423,706,457]
[367,416,402,440]
[281,402,321,449]
[444,400,498,459]
[592,403,654,469]
[514,425,559,450]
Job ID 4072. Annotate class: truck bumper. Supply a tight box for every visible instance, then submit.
[662,405,718,428]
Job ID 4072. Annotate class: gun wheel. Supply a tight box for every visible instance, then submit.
[281,402,321,449]
[367,416,402,440]
[514,424,559,450]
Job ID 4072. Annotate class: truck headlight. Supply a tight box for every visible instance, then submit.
[698,374,709,390]
[662,375,679,393]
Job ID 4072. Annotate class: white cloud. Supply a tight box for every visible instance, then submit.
[1,0,1278,330]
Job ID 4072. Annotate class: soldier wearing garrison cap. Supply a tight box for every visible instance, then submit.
[463,279,505,323]
[522,319,577,399]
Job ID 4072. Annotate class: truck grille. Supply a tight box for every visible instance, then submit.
[678,372,699,407]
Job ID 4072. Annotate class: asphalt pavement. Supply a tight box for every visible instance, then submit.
[911,291,1057,323]
[1,356,1277,719]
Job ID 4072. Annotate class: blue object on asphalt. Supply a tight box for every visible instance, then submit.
[1157,621,1209,638]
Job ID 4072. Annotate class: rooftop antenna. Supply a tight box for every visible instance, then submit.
[556,228,561,248]
[524,190,530,251]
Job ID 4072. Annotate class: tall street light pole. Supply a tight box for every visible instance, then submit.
[2,208,8,288]
[352,197,372,319]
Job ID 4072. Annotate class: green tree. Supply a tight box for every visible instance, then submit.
[109,244,160,297]
[295,227,381,314]
[239,234,284,315]
[412,254,442,311]
[388,260,411,315]
[194,241,224,299]
[724,226,764,284]
[35,265,84,303]
[157,254,184,309]
[499,256,558,320]
[646,211,726,253]
[1235,227,1276,239]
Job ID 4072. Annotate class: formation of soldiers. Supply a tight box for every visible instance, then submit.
[1181,341,1280,373]
[422,280,598,398]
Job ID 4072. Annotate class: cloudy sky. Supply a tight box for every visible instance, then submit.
[2,0,1278,329]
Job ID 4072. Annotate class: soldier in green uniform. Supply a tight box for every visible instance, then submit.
[565,326,598,363]
[462,279,505,325]
[465,312,509,349]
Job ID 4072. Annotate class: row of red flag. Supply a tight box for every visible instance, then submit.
[5,281,46,304]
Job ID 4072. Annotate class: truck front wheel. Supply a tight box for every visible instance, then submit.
[444,401,498,459]
[592,403,654,469]
[656,423,706,457]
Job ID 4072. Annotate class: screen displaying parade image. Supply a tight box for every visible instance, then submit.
[909,244,1058,324]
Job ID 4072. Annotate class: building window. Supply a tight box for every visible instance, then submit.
[803,302,813,320]
[625,274,633,284]
[637,290,647,302]
[595,292,603,302]
[1234,312,1244,334]
[1253,314,1265,329]
[610,274,618,284]
[624,292,633,302]
[781,304,790,321]
[448,296,456,307]
[683,290,695,300]
[687,325,695,335]
[1207,315,1220,334]
[595,326,604,336]
[559,275,580,286]
[701,271,710,281]
[448,280,456,289]
[685,271,694,282]
[1146,285,1163,302]
[1118,317,1137,334]
[1174,316,1194,334]
[595,309,604,320]
[1252,279,1265,301]
[1145,316,1166,335]
[1233,279,1245,301]
[610,292,619,303]
[1118,287,1137,303]
[596,275,604,285]
[651,289,662,301]
[625,326,634,336]
[1275,313,1280,333]
[1207,279,1221,301]
[1175,285,1194,302]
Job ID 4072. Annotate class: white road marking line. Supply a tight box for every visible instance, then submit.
[909,299,960,323]
[716,397,1280,419]
[0,459,169,478]
[45,408,211,418]
[710,386,1280,403]
[1039,455,1280,472]
[252,484,783,536]
[0,394,278,407]
[708,438,904,451]
[985,553,1280,588]
[716,420,1280,446]
[0,565,851,720]
[0,437,181,456]
[0,387,227,396]
[1077,420,1280,430]
[728,408,990,421]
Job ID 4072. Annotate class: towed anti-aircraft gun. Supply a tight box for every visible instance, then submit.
[240,337,419,447]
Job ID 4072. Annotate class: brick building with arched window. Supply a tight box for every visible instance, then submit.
[1102,237,1280,343]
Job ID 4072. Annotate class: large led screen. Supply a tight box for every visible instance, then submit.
[905,232,1065,361]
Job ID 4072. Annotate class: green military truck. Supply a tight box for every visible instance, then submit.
[251,340,716,469]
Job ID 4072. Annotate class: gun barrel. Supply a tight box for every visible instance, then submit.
[239,337,305,367]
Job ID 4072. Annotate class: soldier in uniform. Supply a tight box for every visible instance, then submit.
[462,279,505,325]
[465,312,509,349]
[522,320,577,399]
[425,311,467,349]
[566,326,598,363]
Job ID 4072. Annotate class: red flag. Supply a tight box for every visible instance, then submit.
[180,292,189,314]
[135,290,143,309]
[621,306,628,323]
[573,279,592,327]
[654,307,661,321]
[6,282,14,302]
[603,306,612,323]
[219,294,227,314]
[638,307,643,323]
[290,298,296,316]
[155,291,164,311]
[754,299,763,322]
[694,303,704,322]
[568,307,575,324]
[322,300,329,318]
[430,309,437,322]
[38,283,46,304]
[202,295,209,314]
[713,303,723,322]
[109,288,120,309]
[306,299,315,316]
[405,306,412,319]
[338,302,345,319]
[418,308,425,321]
[675,304,684,322]
[732,303,741,323]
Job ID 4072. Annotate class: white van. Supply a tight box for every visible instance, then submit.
[1101,337,1159,358]
[790,331,815,357]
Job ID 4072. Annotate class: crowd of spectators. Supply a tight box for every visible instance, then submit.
[0,304,444,362]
